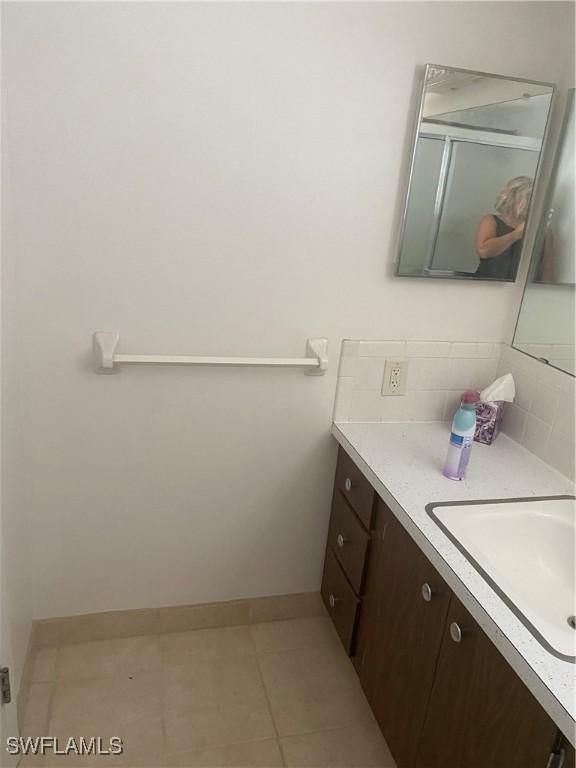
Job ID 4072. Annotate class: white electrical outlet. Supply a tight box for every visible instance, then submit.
[382,359,408,396]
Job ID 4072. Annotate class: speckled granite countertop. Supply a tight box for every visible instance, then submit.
[332,421,575,744]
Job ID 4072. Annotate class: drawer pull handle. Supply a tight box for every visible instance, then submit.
[450,622,463,643]
[329,593,340,609]
[421,583,433,602]
[337,533,349,548]
[344,478,353,492]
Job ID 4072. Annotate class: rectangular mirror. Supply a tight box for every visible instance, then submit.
[514,89,574,376]
[396,64,554,281]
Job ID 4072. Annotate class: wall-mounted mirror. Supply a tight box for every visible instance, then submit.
[514,89,574,376]
[396,64,554,281]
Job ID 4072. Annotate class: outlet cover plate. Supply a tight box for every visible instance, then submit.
[382,359,408,396]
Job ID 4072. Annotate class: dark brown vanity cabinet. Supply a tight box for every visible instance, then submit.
[322,446,573,768]
[320,448,374,653]
[355,497,452,768]
[415,594,559,768]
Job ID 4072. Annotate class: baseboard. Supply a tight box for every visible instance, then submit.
[30,591,326,648]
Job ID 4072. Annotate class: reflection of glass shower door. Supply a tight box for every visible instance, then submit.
[430,141,539,274]
[399,137,445,275]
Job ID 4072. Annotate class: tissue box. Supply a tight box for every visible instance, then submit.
[474,401,504,445]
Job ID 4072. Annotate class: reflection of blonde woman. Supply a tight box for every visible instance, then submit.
[474,176,533,279]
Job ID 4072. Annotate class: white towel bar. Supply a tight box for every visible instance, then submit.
[92,332,328,375]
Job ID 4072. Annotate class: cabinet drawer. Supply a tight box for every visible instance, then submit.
[328,491,370,594]
[321,548,360,654]
[335,448,374,529]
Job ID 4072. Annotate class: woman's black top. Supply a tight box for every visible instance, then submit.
[475,215,521,280]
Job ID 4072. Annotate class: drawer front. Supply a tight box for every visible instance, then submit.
[328,491,370,594]
[321,547,360,654]
[335,448,375,529]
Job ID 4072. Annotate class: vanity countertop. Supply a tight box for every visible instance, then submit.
[332,420,575,743]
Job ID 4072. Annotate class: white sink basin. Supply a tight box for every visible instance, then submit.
[427,496,575,662]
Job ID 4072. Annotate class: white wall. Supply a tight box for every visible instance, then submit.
[2,1,574,619]
[1,20,33,736]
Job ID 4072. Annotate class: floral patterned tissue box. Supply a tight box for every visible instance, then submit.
[474,400,504,445]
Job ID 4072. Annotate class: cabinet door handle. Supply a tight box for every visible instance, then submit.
[421,583,433,602]
[344,478,353,492]
[329,593,340,609]
[337,533,349,548]
[450,622,463,643]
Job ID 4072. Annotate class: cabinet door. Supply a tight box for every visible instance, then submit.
[415,595,558,768]
[356,498,452,768]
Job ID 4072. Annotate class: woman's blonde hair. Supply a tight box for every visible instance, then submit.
[494,176,533,222]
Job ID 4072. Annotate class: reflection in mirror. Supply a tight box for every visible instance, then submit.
[396,65,554,281]
[514,90,575,376]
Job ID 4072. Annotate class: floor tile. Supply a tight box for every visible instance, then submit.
[163,695,276,756]
[49,672,163,765]
[165,738,284,767]
[251,617,338,656]
[21,682,54,735]
[56,636,161,681]
[259,643,373,736]
[281,722,396,767]
[163,655,265,709]
[163,656,275,754]
[160,626,255,668]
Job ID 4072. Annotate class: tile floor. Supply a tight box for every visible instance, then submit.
[20,617,396,768]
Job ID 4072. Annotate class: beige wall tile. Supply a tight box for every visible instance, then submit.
[59,609,159,645]
[450,342,501,359]
[529,380,560,426]
[381,391,452,423]
[449,358,498,391]
[501,403,527,443]
[357,341,406,358]
[554,387,575,440]
[249,592,324,624]
[349,390,381,422]
[340,340,360,358]
[406,358,451,391]
[522,415,551,462]
[406,341,451,358]
[159,600,250,635]
[545,430,576,481]
[352,357,386,390]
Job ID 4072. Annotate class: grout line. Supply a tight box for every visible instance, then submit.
[156,633,169,768]
[250,628,287,768]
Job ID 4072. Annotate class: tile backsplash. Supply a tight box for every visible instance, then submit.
[334,340,501,424]
[496,345,575,481]
[334,339,575,481]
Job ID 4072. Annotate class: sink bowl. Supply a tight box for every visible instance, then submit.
[427,496,576,662]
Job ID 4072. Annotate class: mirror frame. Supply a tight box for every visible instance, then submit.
[395,63,556,282]
[512,87,575,377]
